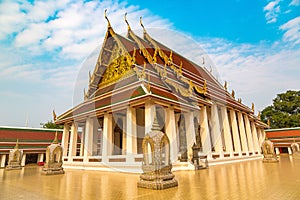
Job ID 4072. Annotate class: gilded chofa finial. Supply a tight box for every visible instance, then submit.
[224,81,227,90]
[258,111,261,120]
[140,16,146,33]
[169,51,173,63]
[124,12,131,31]
[231,90,235,98]
[203,80,207,94]
[267,118,270,127]
[104,9,111,28]
[84,88,88,100]
[53,131,58,144]
[251,102,255,112]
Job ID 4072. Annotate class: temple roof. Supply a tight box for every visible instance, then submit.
[56,14,260,124]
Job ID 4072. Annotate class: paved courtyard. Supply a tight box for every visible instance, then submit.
[1,155,300,200]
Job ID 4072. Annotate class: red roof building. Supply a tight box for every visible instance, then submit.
[0,126,63,168]
[265,127,300,154]
[55,13,268,172]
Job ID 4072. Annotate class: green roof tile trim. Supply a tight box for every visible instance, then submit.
[0,126,63,132]
[265,127,300,132]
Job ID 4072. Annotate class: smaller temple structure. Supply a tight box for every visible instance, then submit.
[137,117,178,190]
[262,139,279,162]
[41,132,65,175]
[6,140,22,170]
[291,142,300,157]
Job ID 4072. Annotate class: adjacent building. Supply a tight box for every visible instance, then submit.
[266,127,300,155]
[0,126,62,168]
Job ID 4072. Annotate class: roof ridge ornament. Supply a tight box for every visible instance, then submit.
[140,16,146,33]
[104,9,111,28]
[124,12,131,31]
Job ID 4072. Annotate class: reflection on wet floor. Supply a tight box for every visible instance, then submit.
[1,155,300,200]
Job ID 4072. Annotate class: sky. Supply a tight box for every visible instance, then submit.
[0,0,299,128]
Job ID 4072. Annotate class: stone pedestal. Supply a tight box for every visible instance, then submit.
[291,143,300,157]
[192,143,208,170]
[262,140,279,163]
[6,140,22,170]
[41,132,65,175]
[137,117,178,190]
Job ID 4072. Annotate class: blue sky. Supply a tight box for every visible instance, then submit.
[0,0,299,127]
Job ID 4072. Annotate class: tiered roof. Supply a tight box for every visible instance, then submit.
[56,13,264,126]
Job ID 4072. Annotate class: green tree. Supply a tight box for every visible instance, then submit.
[261,90,300,129]
[40,120,63,129]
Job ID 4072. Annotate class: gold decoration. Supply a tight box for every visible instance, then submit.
[231,90,235,98]
[267,119,270,127]
[124,12,131,31]
[84,88,88,100]
[104,9,111,28]
[194,80,207,95]
[258,111,261,120]
[169,51,173,63]
[224,81,227,90]
[165,79,191,97]
[131,47,136,64]
[147,71,151,92]
[152,48,157,63]
[127,28,153,64]
[251,102,255,111]
[99,44,133,87]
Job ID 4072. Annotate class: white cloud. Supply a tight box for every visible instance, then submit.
[289,0,300,6]
[280,16,300,45]
[263,0,281,24]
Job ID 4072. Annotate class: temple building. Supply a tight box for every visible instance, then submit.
[55,13,268,172]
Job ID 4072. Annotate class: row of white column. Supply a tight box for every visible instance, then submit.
[61,102,265,163]
[200,104,264,159]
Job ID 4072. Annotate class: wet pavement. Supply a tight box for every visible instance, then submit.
[1,155,300,200]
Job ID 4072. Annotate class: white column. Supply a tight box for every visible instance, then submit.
[92,118,99,156]
[275,147,280,155]
[165,107,179,163]
[251,122,260,154]
[145,101,155,134]
[126,107,137,163]
[244,115,254,154]
[184,111,196,161]
[221,107,233,155]
[21,153,26,167]
[102,113,113,162]
[84,117,94,162]
[256,128,262,147]
[37,153,44,163]
[80,126,85,157]
[237,112,249,155]
[210,104,223,155]
[288,147,292,155]
[0,155,6,168]
[200,106,212,159]
[229,110,241,154]
[62,124,70,157]
[68,123,78,160]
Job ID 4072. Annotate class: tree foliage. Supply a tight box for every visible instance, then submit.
[261,90,300,129]
[40,120,63,129]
